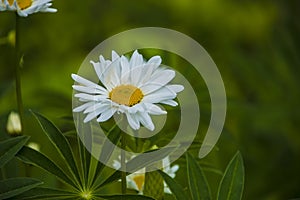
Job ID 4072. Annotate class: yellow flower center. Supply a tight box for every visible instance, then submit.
[109,85,143,106]
[17,0,32,10]
[5,0,14,6]
[133,175,145,191]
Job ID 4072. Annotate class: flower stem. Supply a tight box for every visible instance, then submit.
[15,13,24,132]
[121,134,127,194]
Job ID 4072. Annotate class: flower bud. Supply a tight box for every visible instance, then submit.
[6,111,22,135]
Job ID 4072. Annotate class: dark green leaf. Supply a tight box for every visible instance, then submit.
[158,170,186,200]
[217,151,245,200]
[0,135,29,168]
[97,194,155,200]
[186,153,211,200]
[31,111,81,186]
[92,124,121,187]
[144,170,164,200]
[0,178,42,199]
[17,146,77,189]
[10,187,75,200]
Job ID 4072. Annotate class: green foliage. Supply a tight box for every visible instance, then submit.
[15,112,163,199]
[17,146,77,189]
[31,111,81,187]
[217,152,244,200]
[161,151,245,200]
[144,170,164,200]
[0,178,42,199]
[0,135,29,168]
[186,153,211,200]
[158,170,186,200]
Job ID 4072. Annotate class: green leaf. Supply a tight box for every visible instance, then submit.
[0,135,29,168]
[10,187,75,200]
[186,153,211,200]
[91,124,121,187]
[97,194,155,200]
[144,170,164,200]
[31,111,81,186]
[0,178,42,199]
[158,170,186,200]
[17,146,77,189]
[217,151,245,200]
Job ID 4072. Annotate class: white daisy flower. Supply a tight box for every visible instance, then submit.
[113,156,179,194]
[72,50,184,131]
[0,0,57,17]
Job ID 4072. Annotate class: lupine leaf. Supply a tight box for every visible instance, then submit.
[17,146,77,189]
[217,151,245,200]
[91,125,121,188]
[186,152,211,200]
[10,187,75,200]
[144,170,164,200]
[0,135,29,168]
[31,111,81,187]
[158,170,186,200]
[0,178,42,199]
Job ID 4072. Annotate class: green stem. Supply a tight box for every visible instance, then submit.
[121,134,127,194]
[15,13,24,132]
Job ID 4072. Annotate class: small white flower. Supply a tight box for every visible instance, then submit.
[72,50,184,131]
[113,156,179,194]
[0,0,57,17]
[6,111,22,135]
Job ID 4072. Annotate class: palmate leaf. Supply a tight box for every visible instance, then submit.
[217,151,245,200]
[0,135,29,168]
[186,153,211,200]
[31,111,81,187]
[157,170,186,200]
[91,124,121,188]
[0,178,42,199]
[10,187,75,200]
[16,146,77,189]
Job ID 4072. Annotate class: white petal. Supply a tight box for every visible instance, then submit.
[167,84,184,93]
[103,61,121,89]
[130,50,144,69]
[142,87,176,104]
[128,104,144,114]
[97,107,116,122]
[126,113,140,130]
[84,109,103,123]
[170,165,179,173]
[75,93,107,101]
[130,64,144,86]
[161,100,178,106]
[71,74,102,89]
[112,50,120,61]
[83,101,110,113]
[137,112,155,131]
[72,85,107,95]
[145,103,167,115]
[99,55,106,63]
[73,102,95,112]
[120,56,130,84]
[146,69,175,88]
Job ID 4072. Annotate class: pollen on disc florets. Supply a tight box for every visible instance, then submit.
[109,85,144,107]
[16,0,32,10]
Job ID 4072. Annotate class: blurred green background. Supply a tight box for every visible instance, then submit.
[0,0,299,199]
